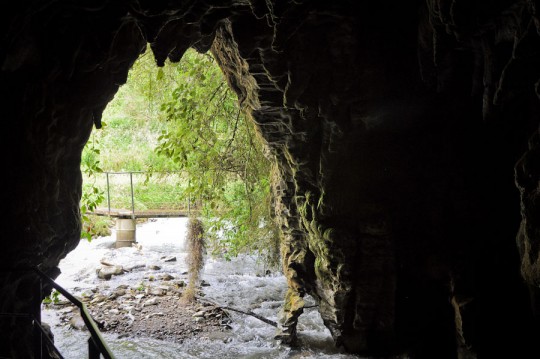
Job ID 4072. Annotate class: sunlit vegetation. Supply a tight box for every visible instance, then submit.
[80,47,280,268]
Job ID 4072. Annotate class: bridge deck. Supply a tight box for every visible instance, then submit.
[89,207,199,218]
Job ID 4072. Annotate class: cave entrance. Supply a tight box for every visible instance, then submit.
[80,44,278,261]
[41,46,300,357]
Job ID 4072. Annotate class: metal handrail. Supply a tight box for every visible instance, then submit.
[33,319,65,359]
[88,171,203,219]
[0,268,115,359]
[33,268,115,359]
[95,171,188,218]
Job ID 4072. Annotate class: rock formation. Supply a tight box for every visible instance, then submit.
[3,1,540,358]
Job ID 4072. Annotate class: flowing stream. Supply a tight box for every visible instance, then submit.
[43,218,362,358]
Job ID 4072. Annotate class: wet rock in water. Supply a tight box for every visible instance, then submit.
[201,280,210,287]
[173,280,186,287]
[124,263,145,271]
[114,288,126,297]
[69,314,87,331]
[161,256,176,262]
[147,264,161,270]
[204,331,232,342]
[96,265,124,280]
[159,274,175,281]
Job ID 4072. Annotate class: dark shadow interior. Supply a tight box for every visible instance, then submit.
[3,1,540,358]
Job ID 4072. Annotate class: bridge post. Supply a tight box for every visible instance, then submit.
[115,211,136,248]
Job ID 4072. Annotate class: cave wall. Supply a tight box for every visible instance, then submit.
[2,1,540,358]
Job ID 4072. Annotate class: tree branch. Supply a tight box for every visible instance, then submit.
[196,295,278,327]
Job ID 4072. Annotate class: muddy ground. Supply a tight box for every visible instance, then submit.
[45,273,234,344]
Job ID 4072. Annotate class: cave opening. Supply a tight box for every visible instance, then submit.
[43,43,295,356]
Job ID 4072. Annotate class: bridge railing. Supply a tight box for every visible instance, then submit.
[84,171,201,217]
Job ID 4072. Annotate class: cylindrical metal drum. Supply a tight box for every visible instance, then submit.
[115,217,136,248]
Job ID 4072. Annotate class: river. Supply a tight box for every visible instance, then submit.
[43,218,364,358]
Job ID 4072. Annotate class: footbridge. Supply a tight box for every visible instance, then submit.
[85,171,200,248]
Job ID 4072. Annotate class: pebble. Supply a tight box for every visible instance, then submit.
[90,295,107,304]
[143,298,158,306]
[192,311,205,318]
[114,289,126,297]
[159,274,175,281]
[146,312,165,318]
[146,287,165,296]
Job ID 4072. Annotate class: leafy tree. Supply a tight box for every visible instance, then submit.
[156,49,280,266]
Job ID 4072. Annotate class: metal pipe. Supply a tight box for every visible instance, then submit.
[33,277,43,358]
[106,172,111,215]
[88,337,100,359]
[33,319,65,359]
[130,172,135,219]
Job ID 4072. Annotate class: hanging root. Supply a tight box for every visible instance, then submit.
[181,216,206,303]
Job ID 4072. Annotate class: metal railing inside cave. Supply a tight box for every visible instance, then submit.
[0,268,115,359]
[86,171,201,219]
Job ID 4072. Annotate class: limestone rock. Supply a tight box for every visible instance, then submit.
[69,314,87,331]
[96,265,124,280]
[143,298,158,307]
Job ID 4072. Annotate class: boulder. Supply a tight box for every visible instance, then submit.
[96,265,124,280]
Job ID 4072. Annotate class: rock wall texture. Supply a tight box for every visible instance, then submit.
[3,1,540,358]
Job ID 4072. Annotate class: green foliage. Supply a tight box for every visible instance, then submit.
[81,214,112,240]
[155,49,279,266]
[80,132,106,241]
[85,49,181,173]
[80,46,280,267]
[43,289,61,305]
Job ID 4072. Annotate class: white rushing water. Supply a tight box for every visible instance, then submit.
[43,218,362,359]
